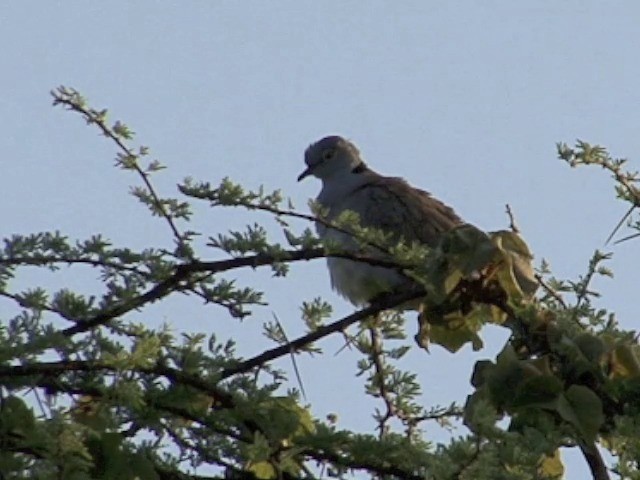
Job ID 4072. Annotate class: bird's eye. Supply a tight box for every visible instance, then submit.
[322,149,335,160]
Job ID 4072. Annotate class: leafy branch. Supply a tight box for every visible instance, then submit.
[3,88,640,479]
[558,140,640,244]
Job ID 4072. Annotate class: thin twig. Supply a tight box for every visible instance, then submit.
[0,255,149,276]
[271,312,307,400]
[190,188,400,259]
[182,248,410,276]
[414,405,464,422]
[605,204,635,245]
[505,204,520,234]
[52,89,187,252]
[369,321,394,438]
[534,273,568,309]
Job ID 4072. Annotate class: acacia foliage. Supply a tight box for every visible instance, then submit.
[0,87,639,479]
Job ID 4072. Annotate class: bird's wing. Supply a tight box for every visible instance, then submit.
[338,175,464,247]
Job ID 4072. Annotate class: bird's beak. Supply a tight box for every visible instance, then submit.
[297,166,313,182]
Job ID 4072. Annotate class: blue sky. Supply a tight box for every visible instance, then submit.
[3,2,640,478]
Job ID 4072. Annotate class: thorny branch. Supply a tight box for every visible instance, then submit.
[368,321,395,438]
[558,141,640,244]
[182,182,404,259]
[18,92,624,479]
[0,255,149,276]
[534,273,568,309]
[41,248,415,337]
[51,87,187,253]
[219,289,425,380]
[2,360,428,480]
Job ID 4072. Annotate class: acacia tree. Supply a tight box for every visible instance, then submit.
[1,87,639,480]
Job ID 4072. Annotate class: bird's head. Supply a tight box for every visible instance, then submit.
[298,135,367,182]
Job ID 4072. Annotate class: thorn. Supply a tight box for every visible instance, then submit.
[272,312,307,400]
[605,204,636,245]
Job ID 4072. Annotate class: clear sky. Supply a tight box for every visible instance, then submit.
[2,2,640,478]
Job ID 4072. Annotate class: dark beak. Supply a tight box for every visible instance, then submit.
[297,165,313,182]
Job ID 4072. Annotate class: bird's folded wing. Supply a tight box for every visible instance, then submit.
[340,176,464,247]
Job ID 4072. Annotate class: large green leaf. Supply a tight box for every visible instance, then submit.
[416,311,483,353]
[511,375,564,408]
[556,385,604,443]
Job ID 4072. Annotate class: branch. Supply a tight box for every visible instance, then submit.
[32,378,272,478]
[452,437,482,480]
[181,179,405,259]
[368,322,395,437]
[574,251,610,314]
[412,404,464,424]
[60,266,191,336]
[0,255,148,276]
[56,248,413,338]
[534,273,568,309]
[558,141,640,243]
[0,360,237,410]
[51,87,187,251]
[220,289,425,380]
[180,248,412,275]
[302,448,426,480]
[579,442,609,480]
[21,365,427,480]
[505,204,520,234]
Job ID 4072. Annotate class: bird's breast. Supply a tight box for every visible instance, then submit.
[326,257,406,306]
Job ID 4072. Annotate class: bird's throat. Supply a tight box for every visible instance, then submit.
[351,162,369,174]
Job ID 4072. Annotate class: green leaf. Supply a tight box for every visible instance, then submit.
[417,311,483,353]
[470,360,493,388]
[556,385,604,443]
[610,343,640,378]
[490,230,538,299]
[0,396,35,435]
[538,449,564,479]
[441,225,498,275]
[249,461,277,479]
[511,375,563,408]
[266,397,316,439]
[574,333,605,363]
[483,344,527,407]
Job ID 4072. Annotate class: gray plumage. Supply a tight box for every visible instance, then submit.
[298,135,465,306]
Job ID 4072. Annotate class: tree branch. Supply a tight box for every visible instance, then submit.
[0,255,149,275]
[368,322,395,438]
[220,289,425,380]
[52,87,187,251]
[57,248,414,337]
[579,442,609,480]
[15,364,427,480]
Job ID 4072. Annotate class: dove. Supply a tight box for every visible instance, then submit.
[298,135,465,306]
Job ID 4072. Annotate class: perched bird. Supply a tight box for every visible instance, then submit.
[298,135,467,306]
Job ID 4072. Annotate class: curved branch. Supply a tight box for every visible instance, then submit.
[52,88,186,251]
[579,442,609,480]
